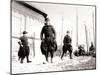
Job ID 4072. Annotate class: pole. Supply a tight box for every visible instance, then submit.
[20,19,21,36]
[89,31,92,44]
[84,24,89,54]
[24,15,26,31]
[92,8,95,47]
[61,16,63,46]
[76,8,78,47]
[33,32,35,57]
[71,27,73,39]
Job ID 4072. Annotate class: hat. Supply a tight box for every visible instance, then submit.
[67,31,70,33]
[23,31,28,34]
[45,16,50,21]
[45,18,50,21]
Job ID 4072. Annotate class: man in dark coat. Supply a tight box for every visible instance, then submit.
[40,17,57,62]
[18,31,31,63]
[61,31,73,59]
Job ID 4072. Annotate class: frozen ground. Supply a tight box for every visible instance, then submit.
[12,55,96,74]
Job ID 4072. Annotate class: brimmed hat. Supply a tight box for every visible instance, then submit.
[23,31,28,34]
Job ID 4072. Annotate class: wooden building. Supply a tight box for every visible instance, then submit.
[12,0,47,62]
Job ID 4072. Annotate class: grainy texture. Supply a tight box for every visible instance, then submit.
[12,56,96,74]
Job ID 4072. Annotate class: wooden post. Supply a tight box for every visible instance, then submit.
[20,18,22,36]
[76,8,78,48]
[61,16,63,47]
[60,16,64,56]
[92,8,95,47]
[33,32,35,57]
[24,15,27,31]
[84,24,89,54]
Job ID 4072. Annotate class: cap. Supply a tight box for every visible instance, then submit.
[23,31,28,34]
[45,16,50,21]
[67,31,70,33]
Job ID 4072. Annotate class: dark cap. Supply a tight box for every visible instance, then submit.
[45,17,50,22]
[23,31,28,34]
[67,31,70,33]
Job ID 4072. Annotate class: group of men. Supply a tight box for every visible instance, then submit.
[18,17,73,63]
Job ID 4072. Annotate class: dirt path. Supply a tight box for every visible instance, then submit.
[12,56,96,74]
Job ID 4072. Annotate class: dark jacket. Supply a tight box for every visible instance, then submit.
[40,24,56,40]
[19,36,28,46]
[63,35,72,45]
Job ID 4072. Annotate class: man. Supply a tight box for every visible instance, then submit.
[18,31,31,63]
[41,18,56,40]
[89,42,95,55]
[61,31,73,59]
[40,17,57,63]
[78,45,85,56]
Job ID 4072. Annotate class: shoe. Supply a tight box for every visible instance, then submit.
[43,62,46,64]
[27,61,31,63]
[20,61,23,64]
[70,57,73,59]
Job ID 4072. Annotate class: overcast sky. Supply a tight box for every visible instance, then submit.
[26,2,96,50]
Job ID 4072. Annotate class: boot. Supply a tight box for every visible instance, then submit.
[26,56,31,63]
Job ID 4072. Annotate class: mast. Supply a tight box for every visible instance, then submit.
[33,32,35,57]
[76,8,78,47]
[61,16,64,46]
[92,8,95,47]
[84,24,89,54]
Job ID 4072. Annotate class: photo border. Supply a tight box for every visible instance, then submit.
[10,0,97,75]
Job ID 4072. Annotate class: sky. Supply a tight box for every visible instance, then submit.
[27,2,95,50]
[12,1,96,51]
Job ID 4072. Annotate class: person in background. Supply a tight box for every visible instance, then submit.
[89,42,95,56]
[18,31,31,63]
[61,31,73,59]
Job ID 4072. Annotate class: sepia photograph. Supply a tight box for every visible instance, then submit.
[11,0,96,74]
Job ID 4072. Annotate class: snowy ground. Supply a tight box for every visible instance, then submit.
[12,55,96,74]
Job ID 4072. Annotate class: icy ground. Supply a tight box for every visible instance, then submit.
[12,55,96,74]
